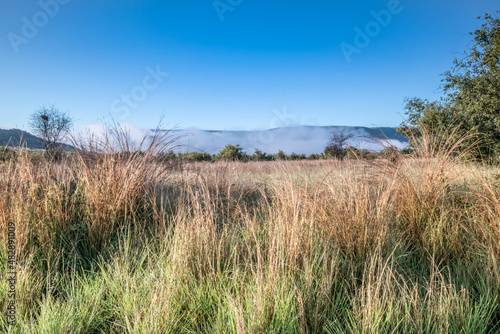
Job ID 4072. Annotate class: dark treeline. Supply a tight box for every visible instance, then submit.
[0,144,413,164]
[154,144,413,163]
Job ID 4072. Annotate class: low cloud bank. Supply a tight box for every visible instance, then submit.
[77,124,408,155]
[168,126,408,155]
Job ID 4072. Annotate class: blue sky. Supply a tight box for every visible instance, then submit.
[0,0,498,131]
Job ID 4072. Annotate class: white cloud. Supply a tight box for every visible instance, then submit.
[167,126,408,155]
[75,124,408,154]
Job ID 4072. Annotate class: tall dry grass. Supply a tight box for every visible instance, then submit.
[0,126,499,333]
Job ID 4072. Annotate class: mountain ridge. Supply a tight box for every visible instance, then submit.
[0,128,74,151]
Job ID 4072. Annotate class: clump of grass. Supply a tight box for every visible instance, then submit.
[389,126,481,260]
[71,124,179,251]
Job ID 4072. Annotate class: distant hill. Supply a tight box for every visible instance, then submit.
[0,128,74,151]
[166,126,408,155]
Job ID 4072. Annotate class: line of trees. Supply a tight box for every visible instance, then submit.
[154,144,409,163]
[0,143,407,164]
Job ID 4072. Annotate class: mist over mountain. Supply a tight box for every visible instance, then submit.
[169,126,408,155]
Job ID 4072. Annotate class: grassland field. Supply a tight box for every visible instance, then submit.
[1,135,500,333]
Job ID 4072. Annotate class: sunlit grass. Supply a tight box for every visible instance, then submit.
[1,128,499,333]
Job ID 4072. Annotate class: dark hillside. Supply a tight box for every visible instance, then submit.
[0,128,74,151]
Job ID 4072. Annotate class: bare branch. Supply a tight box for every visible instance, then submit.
[29,105,73,152]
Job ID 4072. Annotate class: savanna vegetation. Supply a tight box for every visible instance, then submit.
[159,145,397,163]
[0,124,499,333]
[0,10,500,334]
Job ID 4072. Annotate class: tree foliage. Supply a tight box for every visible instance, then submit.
[398,98,455,136]
[399,12,500,162]
[276,150,287,160]
[251,149,273,161]
[216,144,246,161]
[182,151,213,162]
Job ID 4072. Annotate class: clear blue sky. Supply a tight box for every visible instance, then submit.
[0,0,498,131]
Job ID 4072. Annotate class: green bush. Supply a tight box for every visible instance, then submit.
[215,144,247,161]
[182,152,213,162]
[251,149,273,161]
[0,146,13,161]
[289,153,306,160]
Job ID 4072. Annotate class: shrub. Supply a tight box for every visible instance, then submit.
[182,152,213,162]
[0,146,13,161]
[251,149,273,161]
[215,144,246,161]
